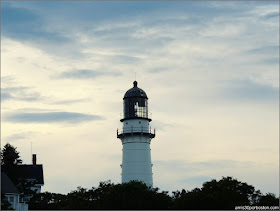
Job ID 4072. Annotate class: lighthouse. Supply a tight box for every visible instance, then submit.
[117,81,156,187]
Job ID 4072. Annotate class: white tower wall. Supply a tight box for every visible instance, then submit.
[120,119,153,186]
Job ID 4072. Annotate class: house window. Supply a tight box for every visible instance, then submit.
[8,196,14,203]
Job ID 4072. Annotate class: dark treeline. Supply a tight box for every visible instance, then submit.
[29,177,279,210]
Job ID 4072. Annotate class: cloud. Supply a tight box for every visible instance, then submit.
[1,92,14,101]
[1,86,41,102]
[195,160,256,169]
[153,159,258,192]
[55,69,121,80]
[2,3,39,23]
[155,159,256,174]
[11,108,60,113]
[1,75,15,84]
[50,99,90,105]
[5,131,38,143]
[219,79,278,102]
[4,112,104,123]
[110,55,141,64]
[148,67,169,73]
[58,69,103,79]
[1,3,69,43]
[151,120,177,131]
[246,45,279,55]
[262,57,279,65]
[261,11,279,20]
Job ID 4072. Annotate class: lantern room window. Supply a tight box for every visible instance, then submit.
[124,97,148,119]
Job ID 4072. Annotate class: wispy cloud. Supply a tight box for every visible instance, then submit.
[110,55,141,64]
[148,67,169,73]
[1,92,14,101]
[261,11,279,20]
[246,45,279,55]
[55,69,121,80]
[1,86,41,102]
[151,120,178,131]
[1,3,70,44]
[5,131,38,143]
[4,112,104,123]
[153,159,258,192]
[50,99,90,105]
[57,69,104,79]
[219,79,279,102]
[155,159,256,173]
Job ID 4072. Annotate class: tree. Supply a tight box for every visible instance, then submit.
[1,143,22,169]
[29,192,67,210]
[29,177,279,210]
[29,181,173,210]
[91,180,172,209]
[172,176,263,209]
[255,193,279,206]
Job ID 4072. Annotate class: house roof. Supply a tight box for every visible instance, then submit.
[1,172,20,194]
[5,165,44,185]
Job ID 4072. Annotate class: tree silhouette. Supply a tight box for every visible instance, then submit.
[256,193,279,206]
[172,177,266,210]
[91,180,172,209]
[1,143,22,170]
[29,177,279,210]
[29,181,173,210]
[28,191,67,210]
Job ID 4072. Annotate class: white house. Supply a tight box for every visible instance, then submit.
[1,172,28,210]
[1,154,44,210]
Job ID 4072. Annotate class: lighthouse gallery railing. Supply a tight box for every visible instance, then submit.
[117,126,156,138]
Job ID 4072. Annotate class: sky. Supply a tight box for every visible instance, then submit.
[1,1,279,196]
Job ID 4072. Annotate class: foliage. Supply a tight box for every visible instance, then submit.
[171,176,262,209]
[29,181,172,210]
[171,177,279,209]
[90,181,172,209]
[16,179,37,198]
[28,192,67,210]
[1,143,22,170]
[255,193,279,206]
[29,177,279,210]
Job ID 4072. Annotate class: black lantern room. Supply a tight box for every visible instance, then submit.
[121,81,151,122]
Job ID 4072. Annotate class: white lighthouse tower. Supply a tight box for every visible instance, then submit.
[117,81,156,187]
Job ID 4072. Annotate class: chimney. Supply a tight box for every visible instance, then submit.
[32,154,37,165]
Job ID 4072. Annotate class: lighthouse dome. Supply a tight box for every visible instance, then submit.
[124,81,148,99]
